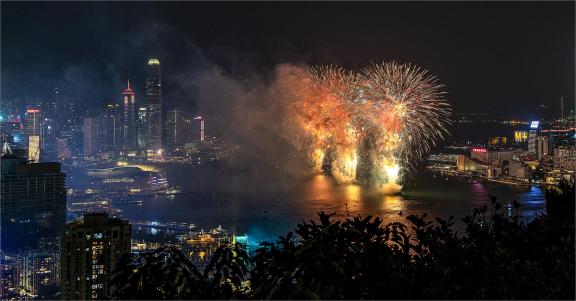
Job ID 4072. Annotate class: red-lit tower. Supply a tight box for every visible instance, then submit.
[122,79,137,150]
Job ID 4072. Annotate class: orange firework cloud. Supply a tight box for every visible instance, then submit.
[277,62,451,194]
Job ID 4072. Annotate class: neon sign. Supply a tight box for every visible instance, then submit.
[472,147,487,153]
[530,121,540,129]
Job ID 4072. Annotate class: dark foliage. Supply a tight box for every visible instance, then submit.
[545,180,576,222]
[110,243,250,299]
[111,181,575,300]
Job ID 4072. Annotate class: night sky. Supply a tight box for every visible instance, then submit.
[1,1,574,118]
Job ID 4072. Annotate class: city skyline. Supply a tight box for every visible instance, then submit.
[1,2,574,118]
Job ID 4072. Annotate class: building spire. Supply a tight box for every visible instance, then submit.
[127,79,131,90]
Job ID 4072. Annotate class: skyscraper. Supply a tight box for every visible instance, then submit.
[102,104,122,154]
[0,153,66,251]
[166,108,182,151]
[122,80,137,150]
[21,250,60,298]
[25,108,42,137]
[42,91,59,162]
[26,108,42,162]
[145,58,163,156]
[137,107,147,152]
[61,213,131,300]
[83,117,99,157]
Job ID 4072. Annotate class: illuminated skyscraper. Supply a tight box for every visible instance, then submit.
[21,250,60,298]
[122,80,137,150]
[137,107,147,152]
[61,213,131,300]
[145,58,163,156]
[25,107,42,162]
[528,121,540,154]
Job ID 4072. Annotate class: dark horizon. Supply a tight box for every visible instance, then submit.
[1,1,574,119]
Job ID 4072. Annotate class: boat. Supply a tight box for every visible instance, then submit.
[165,185,181,195]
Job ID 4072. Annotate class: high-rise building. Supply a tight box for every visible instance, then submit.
[137,107,147,152]
[166,108,182,151]
[50,88,62,125]
[194,116,205,142]
[25,108,42,137]
[145,58,163,156]
[0,153,66,251]
[26,108,42,162]
[0,253,23,299]
[122,80,137,151]
[57,138,72,160]
[102,104,122,154]
[536,136,550,160]
[28,135,41,163]
[61,213,131,300]
[41,119,58,162]
[83,117,99,157]
[21,250,60,298]
[527,121,540,154]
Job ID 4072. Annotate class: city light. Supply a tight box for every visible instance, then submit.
[471,147,487,153]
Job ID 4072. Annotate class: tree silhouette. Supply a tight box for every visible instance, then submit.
[110,243,250,299]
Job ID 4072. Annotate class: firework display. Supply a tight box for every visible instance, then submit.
[286,62,451,194]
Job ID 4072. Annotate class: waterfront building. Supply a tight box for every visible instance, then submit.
[131,241,161,253]
[508,160,530,179]
[487,163,502,178]
[0,153,66,251]
[489,149,518,163]
[456,154,488,174]
[122,80,138,151]
[536,136,551,160]
[85,165,168,193]
[527,120,540,154]
[145,58,163,156]
[470,147,488,163]
[61,213,131,300]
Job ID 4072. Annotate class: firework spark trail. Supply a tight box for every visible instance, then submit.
[284,62,451,194]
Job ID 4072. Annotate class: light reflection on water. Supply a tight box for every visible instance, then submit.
[112,165,546,242]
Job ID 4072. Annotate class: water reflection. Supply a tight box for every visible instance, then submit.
[343,184,363,215]
[116,167,547,238]
[380,195,405,212]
